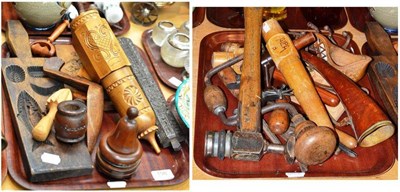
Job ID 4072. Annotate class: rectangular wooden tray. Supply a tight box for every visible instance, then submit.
[1,39,188,189]
[193,30,397,178]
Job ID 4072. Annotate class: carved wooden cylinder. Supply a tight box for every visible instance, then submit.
[54,100,87,143]
[71,10,160,153]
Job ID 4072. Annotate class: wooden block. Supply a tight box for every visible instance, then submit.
[2,20,93,182]
[368,56,398,125]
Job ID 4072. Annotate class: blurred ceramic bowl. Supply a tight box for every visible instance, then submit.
[160,32,190,68]
[369,7,398,32]
[14,2,71,30]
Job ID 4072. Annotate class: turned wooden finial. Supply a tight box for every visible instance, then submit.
[96,106,143,179]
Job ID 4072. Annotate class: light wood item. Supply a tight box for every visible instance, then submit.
[261,19,357,149]
[71,10,160,154]
[32,88,72,141]
[313,33,371,82]
[238,7,263,132]
[211,52,240,97]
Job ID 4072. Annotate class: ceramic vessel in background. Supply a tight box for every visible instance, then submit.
[94,2,123,24]
[161,32,190,68]
[14,2,71,30]
[152,20,177,46]
[369,7,398,33]
[54,100,88,143]
[178,20,190,35]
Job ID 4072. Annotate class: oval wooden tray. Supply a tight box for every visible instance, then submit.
[193,30,397,178]
[1,40,188,189]
[142,29,185,90]
[1,2,130,36]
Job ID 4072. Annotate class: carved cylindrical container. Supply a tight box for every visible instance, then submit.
[54,100,87,143]
[71,10,160,153]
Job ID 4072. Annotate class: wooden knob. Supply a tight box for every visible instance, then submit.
[268,99,290,135]
[294,121,337,166]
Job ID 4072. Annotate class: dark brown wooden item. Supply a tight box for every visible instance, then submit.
[43,60,104,153]
[365,22,398,56]
[206,7,347,30]
[2,20,93,182]
[142,29,185,90]
[346,8,376,34]
[96,107,143,179]
[54,100,88,143]
[193,7,205,28]
[194,30,396,178]
[1,2,130,36]
[2,38,189,189]
[364,22,398,126]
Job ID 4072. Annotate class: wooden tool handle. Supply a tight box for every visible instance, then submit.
[48,20,69,43]
[239,7,263,132]
[32,103,58,141]
[262,19,333,128]
[273,70,340,107]
[268,99,290,135]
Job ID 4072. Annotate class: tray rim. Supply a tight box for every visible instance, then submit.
[193,30,397,178]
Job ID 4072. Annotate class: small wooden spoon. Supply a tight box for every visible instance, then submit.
[32,88,73,141]
[31,20,69,57]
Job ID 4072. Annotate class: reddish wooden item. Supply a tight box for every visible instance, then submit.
[194,30,396,178]
[193,8,205,28]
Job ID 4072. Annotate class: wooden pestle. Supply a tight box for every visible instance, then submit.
[32,88,72,141]
[261,19,357,149]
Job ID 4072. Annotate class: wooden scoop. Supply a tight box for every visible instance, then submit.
[32,88,73,141]
[313,33,371,82]
[31,20,69,57]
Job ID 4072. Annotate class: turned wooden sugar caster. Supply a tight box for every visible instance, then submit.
[96,107,143,179]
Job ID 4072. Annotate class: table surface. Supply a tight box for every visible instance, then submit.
[191,8,398,180]
[1,2,189,190]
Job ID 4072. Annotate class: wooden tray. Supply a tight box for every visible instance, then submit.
[1,39,189,189]
[193,8,205,28]
[142,29,185,90]
[1,2,130,36]
[193,30,397,178]
[206,7,347,30]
